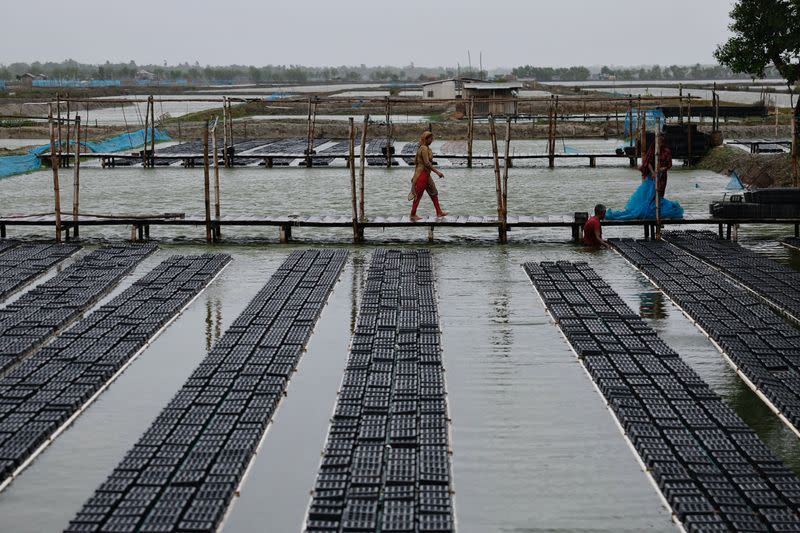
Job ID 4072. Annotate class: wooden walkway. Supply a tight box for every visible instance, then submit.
[42,151,637,168]
[2,213,799,243]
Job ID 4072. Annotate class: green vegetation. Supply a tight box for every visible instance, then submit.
[0,119,35,128]
[715,0,799,93]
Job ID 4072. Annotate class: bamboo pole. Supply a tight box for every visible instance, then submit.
[678,84,683,124]
[150,95,156,167]
[502,117,511,242]
[488,115,506,244]
[227,99,234,162]
[792,111,798,187]
[712,82,719,132]
[359,115,369,222]
[655,118,661,240]
[48,104,62,243]
[306,98,318,167]
[203,121,212,243]
[638,96,645,161]
[348,118,359,241]
[65,98,70,164]
[385,97,392,168]
[142,97,150,167]
[222,97,228,167]
[467,97,474,168]
[73,115,81,239]
[628,99,633,147]
[547,99,555,168]
[305,97,313,167]
[687,93,693,166]
[211,119,221,241]
[56,93,62,157]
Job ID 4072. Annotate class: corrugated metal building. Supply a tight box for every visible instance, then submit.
[463,82,523,115]
[420,77,482,100]
[421,78,522,115]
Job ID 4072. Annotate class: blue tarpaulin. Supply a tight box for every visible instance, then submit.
[605,177,684,220]
[624,109,665,138]
[726,170,745,191]
[0,129,171,179]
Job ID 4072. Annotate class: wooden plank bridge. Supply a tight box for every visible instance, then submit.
[41,150,638,169]
[2,213,798,243]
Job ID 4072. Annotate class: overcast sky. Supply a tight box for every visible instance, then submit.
[3,0,737,68]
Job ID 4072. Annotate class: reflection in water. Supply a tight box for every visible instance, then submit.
[350,254,365,334]
[489,250,513,356]
[724,365,800,475]
[639,291,667,319]
[205,298,224,351]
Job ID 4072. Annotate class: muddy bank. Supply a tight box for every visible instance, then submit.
[696,145,794,187]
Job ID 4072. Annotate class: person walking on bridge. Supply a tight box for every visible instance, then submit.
[409,131,447,221]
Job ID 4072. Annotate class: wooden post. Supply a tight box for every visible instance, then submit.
[793,111,798,187]
[488,115,507,244]
[150,95,156,167]
[348,118,359,242]
[48,104,62,243]
[502,118,511,242]
[203,121,212,243]
[359,115,369,222]
[712,82,719,132]
[142,97,150,167]
[56,93,62,157]
[687,93,693,166]
[306,97,317,167]
[385,97,392,168]
[775,100,780,138]
[65,98,70,165]
[547,99,555,168]
[227,99,234,164]
[73,115,81,239]
[222,97,228,167]
[655,118,661,240]
[638,96,645,161]
[678,84,683,124]
[467,97,474,168]
[211,119,221,241]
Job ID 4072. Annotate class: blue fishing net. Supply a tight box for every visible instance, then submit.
[725,171,744,191]
[605,177,684,220]
[84,128,171,153]
[623,109,665,138]
[0,153,41,178]
[0,129,171,179]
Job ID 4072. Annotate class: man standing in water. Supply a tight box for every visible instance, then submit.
[584,204,609,248]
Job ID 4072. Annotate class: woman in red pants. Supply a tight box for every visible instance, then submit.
[409,131,447,221]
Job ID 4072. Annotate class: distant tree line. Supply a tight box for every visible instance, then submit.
[0,60,487,84]
[510,66,591,81]
[1,59,782,84]
[512,63,781,81]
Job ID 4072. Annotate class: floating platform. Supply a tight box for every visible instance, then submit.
[38,137,637,169]
[526,260,800,532]
[0,254,231,493]
[665,230,800,324]
[66,250,347,533]
[0,243,156,374]
[0,243,80,300]
[305,249,454,533]
[611,238,800,438]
